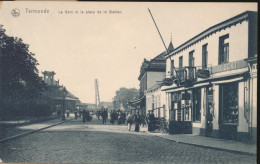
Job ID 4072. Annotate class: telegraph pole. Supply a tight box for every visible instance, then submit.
[148,8,168,53]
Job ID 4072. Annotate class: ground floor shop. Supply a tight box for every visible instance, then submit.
[164,74,257,143]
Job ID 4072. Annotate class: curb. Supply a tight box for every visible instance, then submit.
[153,135,256,156]
[0,119,73,143]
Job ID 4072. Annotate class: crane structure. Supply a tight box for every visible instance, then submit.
[95,79,100,110]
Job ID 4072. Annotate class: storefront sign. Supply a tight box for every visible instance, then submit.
[197,69,210,78]
[211,60,248,74]
[162,78,173,86]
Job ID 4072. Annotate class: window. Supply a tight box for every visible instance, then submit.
[193,88,201,121]
[202,44,208,69]
[219,34,229,64]
[179,56,183,68]
[171,60,174,76]
[219,82,238,124]
[189,51,194,67]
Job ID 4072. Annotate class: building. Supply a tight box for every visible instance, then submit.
[129,41,173,117]
[161,11,257,142]
[76,101,96,111]
[41,71,79,112]
[99,101,113,111]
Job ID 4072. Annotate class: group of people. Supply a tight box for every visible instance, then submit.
[72,109,92,123]
[58,107,157,133]
[126,113,147,132]
[126,111,156,133]
[98,108,108,124]
[110,109,126,125]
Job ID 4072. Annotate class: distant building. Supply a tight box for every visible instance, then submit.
[99,101,113,111]
[76,101,96,111]
[40,71,79,112]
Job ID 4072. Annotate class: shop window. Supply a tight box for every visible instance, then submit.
[170,93,176,121]
[220,82,238,124]
[174,93,182,121]
[193,89,201,122]
[219,34,229,64]
[202,44,208,69]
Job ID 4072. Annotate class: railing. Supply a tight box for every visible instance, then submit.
[175,66,197,84]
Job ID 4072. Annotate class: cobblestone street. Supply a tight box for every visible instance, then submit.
[0,119,256,164]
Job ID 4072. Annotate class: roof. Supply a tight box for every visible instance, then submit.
[66,91,79,99]
[166,11,257,58]
[52,97,78,101]
[167,41,174,52]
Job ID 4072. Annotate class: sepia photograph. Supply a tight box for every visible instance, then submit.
[0,1,257,163]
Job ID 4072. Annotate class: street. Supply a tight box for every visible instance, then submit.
[0,118,256,164]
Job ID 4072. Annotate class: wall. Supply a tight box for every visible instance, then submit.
[212,84,219,134]
[167,20,249,70]
[145,87,167,118]
[147,72,165,89]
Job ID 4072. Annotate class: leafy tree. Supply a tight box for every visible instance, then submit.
[112,87,139,110]
[0,25,47,117]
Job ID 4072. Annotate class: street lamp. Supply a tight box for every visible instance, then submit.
[59,86,67,121]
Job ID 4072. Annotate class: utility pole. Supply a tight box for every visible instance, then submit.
[95,79,100,110]
[148,8,168,53]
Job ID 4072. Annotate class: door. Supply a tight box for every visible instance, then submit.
[205,86,214,137]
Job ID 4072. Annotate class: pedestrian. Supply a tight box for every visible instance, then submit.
[101,108,108,124]
[74,110,78,119]
[126,113,133,131]
[134,114,140,132]
[79,110,82,118]
[147,111,155,132]
[82,109,87,123]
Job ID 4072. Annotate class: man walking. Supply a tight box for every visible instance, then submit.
[126,113,133,131]
[102,108,108,124]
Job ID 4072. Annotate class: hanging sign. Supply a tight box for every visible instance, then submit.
[197,69,210,78]
[162,78,173,86]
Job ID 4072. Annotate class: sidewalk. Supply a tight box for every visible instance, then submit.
[0,117,72,142]
[140,125,256,156]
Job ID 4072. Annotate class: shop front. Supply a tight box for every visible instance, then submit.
[169,91,192,134]
[219,82,239,140]
[204,86,214,137]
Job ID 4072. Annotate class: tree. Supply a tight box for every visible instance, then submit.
[0,25,46,117]
[112,87,139,110]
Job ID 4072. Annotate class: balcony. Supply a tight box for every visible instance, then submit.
[175,67,197,85]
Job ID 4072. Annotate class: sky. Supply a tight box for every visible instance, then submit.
[0,2,257,103]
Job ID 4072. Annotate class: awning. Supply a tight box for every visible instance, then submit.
[165,82,210,93]
[212,77,244,84]
[128,96,145,105]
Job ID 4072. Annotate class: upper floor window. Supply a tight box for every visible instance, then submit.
[171,60,174,76]
[189,51,194,67]
[179,56,183,68]
[219,34,229,64]
[202,44,208,69]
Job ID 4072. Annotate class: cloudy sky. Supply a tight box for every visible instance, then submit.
[0,2,257,103]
